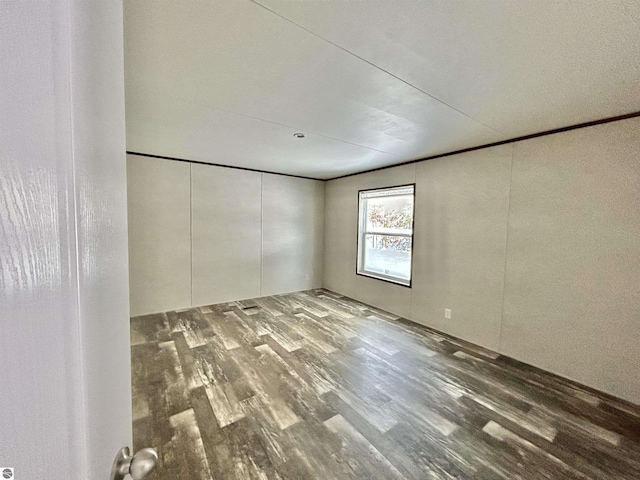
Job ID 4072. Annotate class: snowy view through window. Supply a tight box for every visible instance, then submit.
[357,186,414,285]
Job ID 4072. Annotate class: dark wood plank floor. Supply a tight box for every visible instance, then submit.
[131,289,640,479]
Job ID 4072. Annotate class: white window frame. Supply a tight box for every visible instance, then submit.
[356,184,415,287]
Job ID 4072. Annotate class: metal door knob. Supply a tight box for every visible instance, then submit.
[129,448,158,479]
[110,446,158,480]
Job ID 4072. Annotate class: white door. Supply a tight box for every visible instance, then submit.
[0,2,132,478]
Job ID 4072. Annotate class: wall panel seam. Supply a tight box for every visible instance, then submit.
[260,173,264,297]
[321,181,327,289]
[190,163,193,307]
[408,162,417,321]
[498,143,516,352]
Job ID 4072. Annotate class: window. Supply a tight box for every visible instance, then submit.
[357,185,415,286]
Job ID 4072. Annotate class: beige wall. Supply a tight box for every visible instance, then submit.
[262,174,325,296]
[191,165,262,306]
[324,117,640,404]
[411,145,512,351]
[127,155,192,316]
[324,164,416,317]
[501,119,640,404]
[128,156,325,315]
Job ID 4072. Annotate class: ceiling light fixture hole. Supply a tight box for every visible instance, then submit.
[293,133,306,138]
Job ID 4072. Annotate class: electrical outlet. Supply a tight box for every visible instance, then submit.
[445,308,452,319]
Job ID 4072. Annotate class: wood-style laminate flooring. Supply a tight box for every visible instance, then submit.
[131,289,640,479]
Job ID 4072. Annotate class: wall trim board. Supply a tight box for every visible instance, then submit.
[323,116,640,404]
[326,289,640,409]
[129,111,640,183]
[128,156,325,315]
[327,110,640,181]
[126,151,320,181]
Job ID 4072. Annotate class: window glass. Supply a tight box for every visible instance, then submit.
[363,234,412,281]
[357,185,415,286]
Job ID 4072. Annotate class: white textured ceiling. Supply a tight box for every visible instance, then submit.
[124,0,640,180]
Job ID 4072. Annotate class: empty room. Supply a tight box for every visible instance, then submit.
[2,1,640,479]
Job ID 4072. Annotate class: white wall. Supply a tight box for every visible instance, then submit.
[128,156,325,315]
[324,117,640,405]
[0,1,131,479]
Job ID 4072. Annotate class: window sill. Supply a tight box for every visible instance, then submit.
[356,271,412,288]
